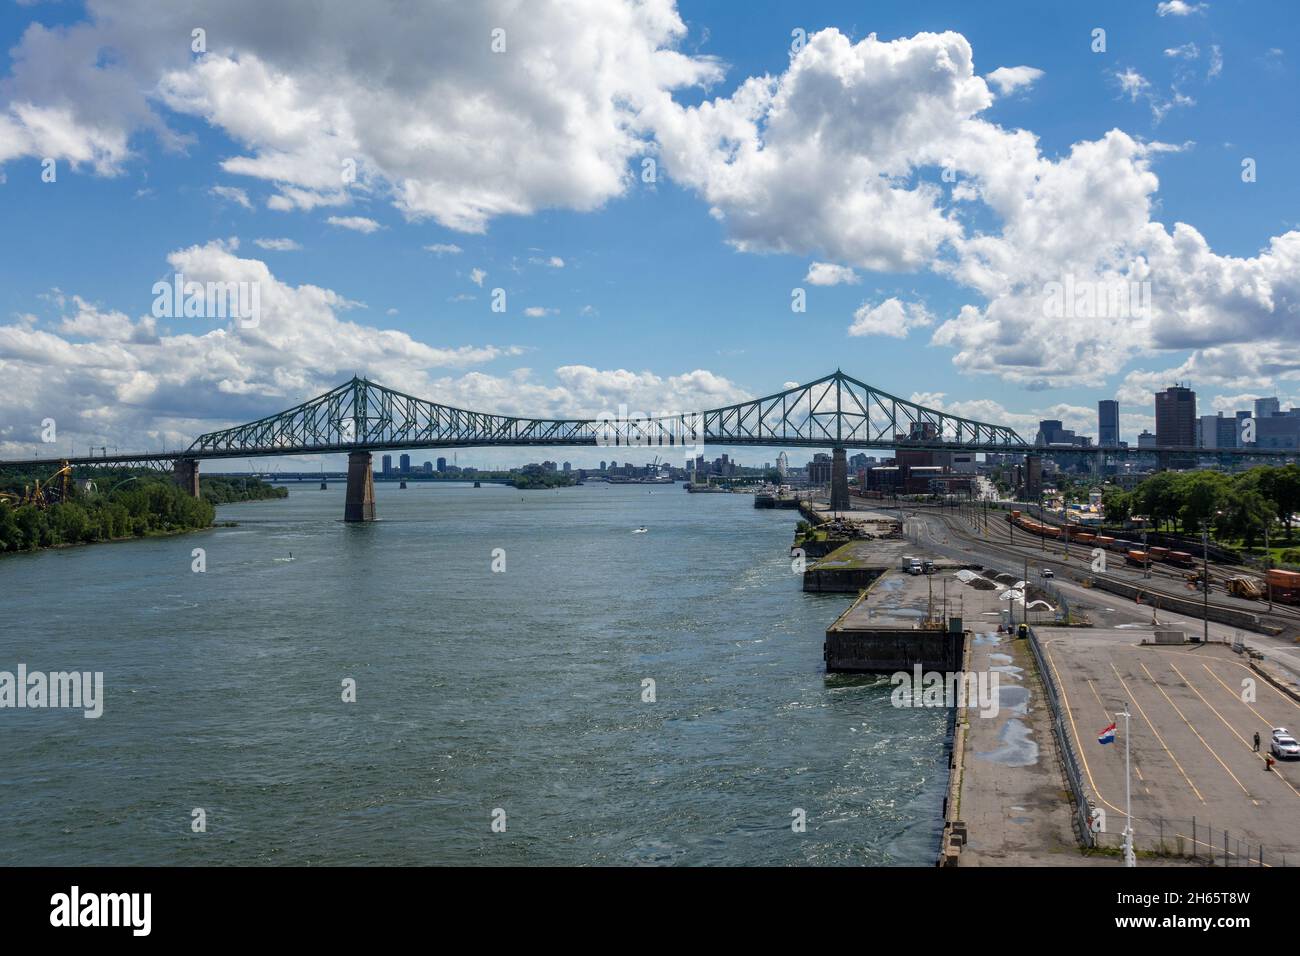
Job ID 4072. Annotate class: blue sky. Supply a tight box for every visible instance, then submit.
[1,0,1297,468]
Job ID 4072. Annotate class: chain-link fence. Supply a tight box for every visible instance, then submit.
[1089,816,1293,866]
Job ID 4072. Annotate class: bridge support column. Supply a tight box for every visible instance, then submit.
[345,451,376,522]
[830,446,850,513]
[173,457,200,498]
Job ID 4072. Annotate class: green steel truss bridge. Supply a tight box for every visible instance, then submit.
[187,369,1026,457]
[2,369,1293,519]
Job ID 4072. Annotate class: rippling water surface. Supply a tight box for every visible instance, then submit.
[0,482,949,865]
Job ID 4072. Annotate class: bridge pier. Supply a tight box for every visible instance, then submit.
[173,457,200,497]
[344,451,376,522]
[830,446,850,512]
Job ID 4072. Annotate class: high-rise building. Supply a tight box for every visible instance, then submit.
[399,453,411,473]
[1155,386,1196,448]
[1255,396,1281,420]
[436,456,447,472]
[381,454,392,474]
[776,452,789,477]
[1098,400,1119,447]
[1137,430,1157,449]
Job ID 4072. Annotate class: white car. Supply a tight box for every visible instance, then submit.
[1271,735,1300,760]
[1041,568,1054,579]
[1272,727,1290,740]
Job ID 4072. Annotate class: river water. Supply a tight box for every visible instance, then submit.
[0,482,949,865]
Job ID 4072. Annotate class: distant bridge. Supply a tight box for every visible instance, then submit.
[1,370,1292,521]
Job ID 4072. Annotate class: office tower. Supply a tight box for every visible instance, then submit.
[381,454,392,474]
[1155,386,1196,447]
[399,453,411,473]
[1098,400,1119,447]
[1255,396,1281,420]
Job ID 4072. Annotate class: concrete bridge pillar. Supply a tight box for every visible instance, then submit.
[173,457,200,497]
[345,451,376,522]
[830,446,850,513]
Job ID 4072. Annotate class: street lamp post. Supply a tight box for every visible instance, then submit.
[1119,703,1136,867]
[1202,525,1210,644]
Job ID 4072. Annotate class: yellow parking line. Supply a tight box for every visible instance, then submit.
[1045,645,1128,823]
[1109,661,1204,803]
[1139,661,1253,800]
[1174,661,1300,801]
[1199,661,1278,731]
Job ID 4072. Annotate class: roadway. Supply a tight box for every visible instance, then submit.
[885,502,1300,863]
[1037,629,1300,863]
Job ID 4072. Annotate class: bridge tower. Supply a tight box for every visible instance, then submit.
[173,458,200,497]
[830,447,850,512]
[345,451,376,521]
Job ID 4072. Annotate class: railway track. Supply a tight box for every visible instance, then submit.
[921,505,1300,627]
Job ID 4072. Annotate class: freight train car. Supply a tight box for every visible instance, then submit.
[1166,550,1195,568]
[1266,569,1300,605]
[1125,550,1149,567]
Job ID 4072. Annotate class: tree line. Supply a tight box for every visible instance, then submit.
[0,468,284,554]
[1100,464,1300,549]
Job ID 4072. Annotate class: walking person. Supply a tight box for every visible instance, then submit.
[1254,731,1261,753]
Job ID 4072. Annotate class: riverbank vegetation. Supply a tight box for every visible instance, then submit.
[511,464,576,490]
[0,467,285,554]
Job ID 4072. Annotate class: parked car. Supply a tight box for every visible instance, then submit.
[1270,735,1300,760]
[1272,727,1290,740]
[1041,568,1054,579]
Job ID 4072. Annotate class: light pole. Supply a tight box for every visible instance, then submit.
[1119,702,1136,867]
[1202,524,1210,644]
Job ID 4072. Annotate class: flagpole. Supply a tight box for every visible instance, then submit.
[1121,702,1135,867]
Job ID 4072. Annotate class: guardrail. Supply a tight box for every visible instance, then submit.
[1024,625,1095,848]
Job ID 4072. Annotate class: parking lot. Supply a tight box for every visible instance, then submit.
[1036,627,1300,864]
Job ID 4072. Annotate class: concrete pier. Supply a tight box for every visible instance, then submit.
[344,451,376,522]
[173,457,200,497]
[824,570,966,672]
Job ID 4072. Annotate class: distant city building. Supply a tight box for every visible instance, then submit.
[1137,430,1157,449]
[381,454,393,474]
[423,461,433,473]
[808,453,833,485]
[1035,419,1091,447]
[1155,385,1196,448]
[1198,413,1236,449]
[1235,411,1254,446]
[399,453,411,473]
[599,460,607,471]
[436,456,447,471]
[1255,396,1281,420]
[1098,400,1119,447]
[1257,408,1300,449]
[562,461,571,473]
